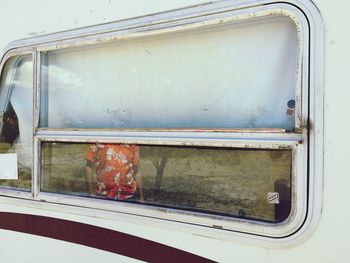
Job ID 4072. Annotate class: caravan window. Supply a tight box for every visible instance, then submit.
[0,55,32,191]
[0,0,321,238]
[37,15,300,226]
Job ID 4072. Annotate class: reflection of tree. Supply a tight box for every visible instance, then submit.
[145,146,242,195]
[147,147,170,194]
[152,156,168,194]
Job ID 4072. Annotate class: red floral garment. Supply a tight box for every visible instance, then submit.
[86,144,140,200]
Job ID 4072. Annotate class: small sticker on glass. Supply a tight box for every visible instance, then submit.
[267,192,279,204]
[0,153,18,179]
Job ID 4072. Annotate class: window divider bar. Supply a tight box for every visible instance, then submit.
[32,48,40,198]
[33,137,40,198]
[33,49,40,130]
[34,130,303,149]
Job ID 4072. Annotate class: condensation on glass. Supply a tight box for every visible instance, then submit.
[41,142,292,222]
[0,55,33,190]
[40,16,298,129]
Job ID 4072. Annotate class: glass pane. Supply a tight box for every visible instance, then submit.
[0,55,33,190]
[41,142,292,222]
[40,16,297,129]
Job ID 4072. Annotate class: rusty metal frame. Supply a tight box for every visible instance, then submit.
[0,0,324,243]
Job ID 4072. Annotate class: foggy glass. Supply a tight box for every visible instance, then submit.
[40,17,298,130]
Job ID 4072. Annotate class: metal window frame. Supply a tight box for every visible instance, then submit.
[0,0,324,243]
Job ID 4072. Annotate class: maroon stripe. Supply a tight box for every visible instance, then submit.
[0,212,214,263]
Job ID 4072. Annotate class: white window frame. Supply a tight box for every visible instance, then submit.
[0,0,324,244]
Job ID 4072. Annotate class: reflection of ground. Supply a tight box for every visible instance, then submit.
[142,147,291,221]
[41,143,291,222]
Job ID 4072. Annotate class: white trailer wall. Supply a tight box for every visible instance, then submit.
[0,1,349,262]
